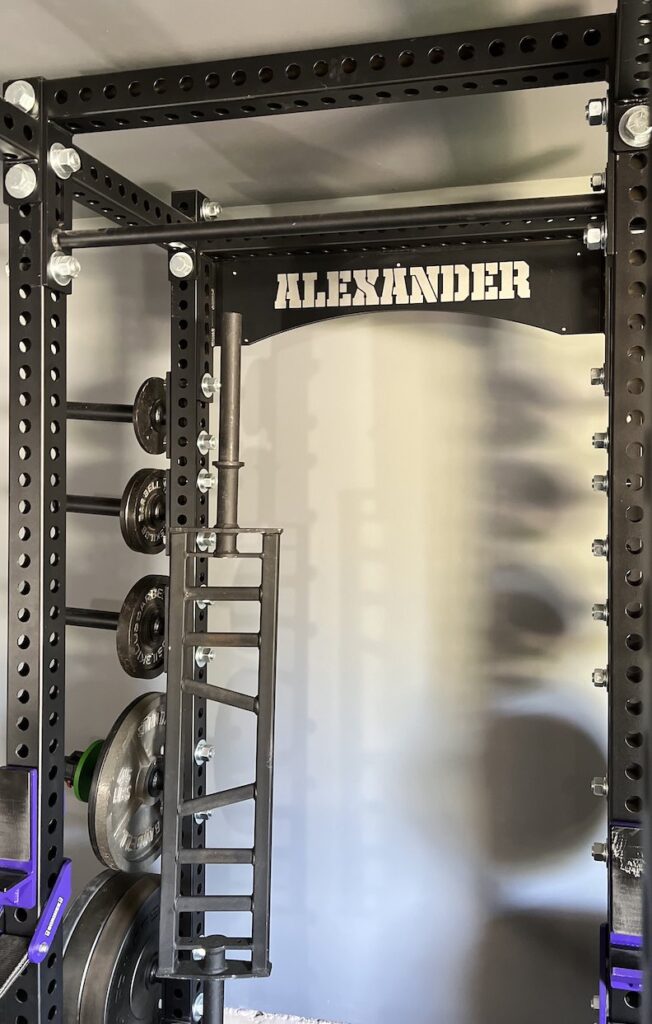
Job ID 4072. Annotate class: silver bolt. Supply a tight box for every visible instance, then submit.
[201,373,220,399]
[591,776,608,797]
[194,739,215,766]
[592,602,608,623]
[619,104,651,148]
[49,142,81,180]
[48,252,81,287]
[197,468,217,494]
[592,474,608,493]
[592,431,609,450]
[5,162,37,200]
[590,994,600,1011]
[4,80,37,115]
[196,529,217,554]
[197,429,217,456]
[593,667,608,688]
[195,646,215,669]
[169,250,194,279]
[193,811,212,825]
[590,366,605,387]
[201,198,222,221]
[583,223,607,251]
[192,947,207,962]
[592,538,608,558]
[586,97,608,127]
[192,992,204,1022]
[590,172,605,192]
[196,589,215,611]
[591,841,608,863]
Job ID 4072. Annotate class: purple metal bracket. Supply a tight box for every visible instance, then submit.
[611,931,642,949]
[27,860,72,964]
[611,966,643,993]
[0,768,37,910]
[599,924,608,1024]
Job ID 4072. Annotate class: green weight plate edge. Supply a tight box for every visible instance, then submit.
[73,739,104,803]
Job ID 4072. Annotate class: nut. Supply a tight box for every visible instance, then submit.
[583,223,606,251]
[591,538,608,558]
[592,474,608,493]
[586,97,607,127]
[591,841,608,863]
[592,667,608,688]
[592,602,608,622]
[590,172,605,192]
[4,80,37,115]
[592,431,608,450]
[590,776,608,797]
[169,250,194,279]
[5,162,37,200]
[193,811,212,825]
[590,366,605,387]
[49,143,81,180]
[191,947,207,962]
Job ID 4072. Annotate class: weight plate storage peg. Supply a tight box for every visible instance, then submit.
[88,692,166,872]
[116,574,168,679]
[120,467,167,554]
[63,869,161,1024]
[132,375,166,455]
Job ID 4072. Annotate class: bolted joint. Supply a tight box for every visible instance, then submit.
[192,993,204,1022]
[201,198,222,221]
[197,468,217,494]
[195,645,215,669]
[590,366,605,388]
[5,162,37,200]
[590,172,605,192]
[586,97,608,127]
[583,222,607,252]
[592,474,608,493]
[590,776,608,798]
[592,602,608,623]
[197,429,217,456]
[48,252,81,288]
[591,841,608,864]
[4,80,37,116]
[592,538,608,558]
[194,739,215,766]
[49,142,81,180]
[592,667,608,689]
[196,529,217,554]
[201,373,220,399]
[619,104,651,149]
[169,249,194,279]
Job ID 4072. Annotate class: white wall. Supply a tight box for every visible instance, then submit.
[0,219,608,1024]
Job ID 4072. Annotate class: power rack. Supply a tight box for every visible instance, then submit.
[0,1,649,1022]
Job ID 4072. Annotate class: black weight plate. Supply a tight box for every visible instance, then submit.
[120,468,167,554]
[132,376,166,455]
[63,870,160,1024]
[88,692,165,873]
[116,575,167,680]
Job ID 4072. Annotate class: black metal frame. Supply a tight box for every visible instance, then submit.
[1,3,649,1023]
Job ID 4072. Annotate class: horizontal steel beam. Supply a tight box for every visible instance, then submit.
[45,15,613,134]
[0,96,39,158]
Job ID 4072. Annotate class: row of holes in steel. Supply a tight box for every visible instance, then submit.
[615,151,649,820]
[73,163,187,224]
[2,112,35,145]
[59,66,607,131]
[51,26,605,110]
[11,195,66,1023]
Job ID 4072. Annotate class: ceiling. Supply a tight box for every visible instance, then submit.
[0,0,613,210]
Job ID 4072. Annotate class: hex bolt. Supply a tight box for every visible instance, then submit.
[592,667,608,688]
[193,810,212,825]
[590,366,605,387]
[48,252,81,287]
[619,104,651,149]
[192,947,207,962]
[197,429,217,456]
[590,994,600,1011]
[196,529,217,554]
[201,373,220,399]
[590,172,605,192]
[4,80,37,115]
[195,645,215,669]
[49,142,81,180]
[583,223,607,251]
[201,198,222,221]
[192,993,204,1022]
[591,841,608,863]
[592,474,608,493]
[592,431,608,450]
[194,739,215,766]
[592,602,608,623]
[5,162,37,200]
[591,776,608,797]
[592,538,608,558]
[197,468,217,494]
[169,250,195,279]
[586,97,608,127]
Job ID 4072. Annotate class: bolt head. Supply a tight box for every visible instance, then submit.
[201,198,222,221]
[195,645,215,669]
[591,841,608,863]
[592,431,608,450]
[4,80,37,115]
[591,994,600,1011]
[194,739,215,766]
[592,538,608,558]
[193,811,212,825]
[197,429,217,456]
[196,529,217,554]
[192,947,207,962]
[48,252,81,287]
[49,142,81,179]
[592,667,608,688]
[192,992,204,1022]
[5,162,37,200]
[590,172,605,192]
[619,104,651,148]
[201,372,220,399]
[592,602,608,622]
[197,468,217,494]
[590,776,608,797]
[592,474,608,493]
[169,250,194,279]
[584,223,606,251]
[586,97,607,127]
[590,366,605,387]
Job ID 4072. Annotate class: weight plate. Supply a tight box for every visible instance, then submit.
[88,692,166,872]
[63,870,160,1024]
[120,468,167,554]
[116,574,167,679]
[133,376,166,455]
[73,739,104,803]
